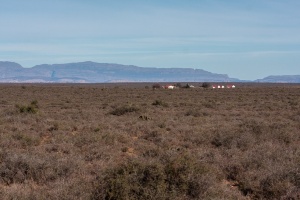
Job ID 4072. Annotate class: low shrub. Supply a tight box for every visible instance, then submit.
[0,153,75,185]
[92,155,216,199]
[202,101,216,109]
[139,115,152,120]
[48,123,59,132]
[185,109,206,117]
[12,133,40,147]
[109,105,139,116]
[16,100,39,114]
[152,100,168,107]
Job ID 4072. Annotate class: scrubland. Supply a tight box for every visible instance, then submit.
[0,83,299,199]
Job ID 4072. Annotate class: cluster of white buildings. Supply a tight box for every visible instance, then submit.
[212,85,236,89]
[158,84,236,89]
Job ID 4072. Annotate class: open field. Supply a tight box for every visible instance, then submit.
[0,83,300,199]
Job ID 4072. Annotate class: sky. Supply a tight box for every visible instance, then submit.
[0,0,300,80]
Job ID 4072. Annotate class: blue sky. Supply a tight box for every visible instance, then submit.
[0,0,299,80]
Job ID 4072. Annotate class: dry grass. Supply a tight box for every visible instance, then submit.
[0,83,299,199]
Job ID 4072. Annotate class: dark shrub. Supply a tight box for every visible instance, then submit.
[175,83,182,88]
[202,82,211,88]
[93,155,216,199]
[109,105,139,116]
[16,100,39,114]
[92,161,167,200]
[152,100,168,107]
[139,115,152,120]
[152,84,161,90]
[185,109,204,117]
[256,173,291,199]
[0,153,75,185]
[182,84,191,88]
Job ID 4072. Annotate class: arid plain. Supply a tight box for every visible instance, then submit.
[0,83,299,199]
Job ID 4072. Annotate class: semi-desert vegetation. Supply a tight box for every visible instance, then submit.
[0,83,299,199]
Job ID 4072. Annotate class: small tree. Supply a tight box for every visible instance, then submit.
[202,82,211,88]
[175,83,182,88]
[152,84,161,90]
[183,84,191,89]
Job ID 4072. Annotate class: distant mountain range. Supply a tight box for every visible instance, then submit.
[0,61,237,83]
[0,61,299,83]
[256,75,300,83]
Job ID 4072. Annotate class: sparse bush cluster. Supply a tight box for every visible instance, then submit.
[0,152,75,185]
[93,155,217,199]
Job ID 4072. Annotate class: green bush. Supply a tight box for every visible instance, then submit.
[16,100,39,114]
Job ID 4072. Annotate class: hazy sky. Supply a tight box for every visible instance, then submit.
[0,0,300,80]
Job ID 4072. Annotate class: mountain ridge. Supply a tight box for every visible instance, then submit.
[256,75,300,83]
[0,61,234,83]
[0,61,299,83]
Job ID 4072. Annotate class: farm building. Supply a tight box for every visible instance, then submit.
[162,85,175,89]
[227,85,236,88]
[212,84,236,89]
